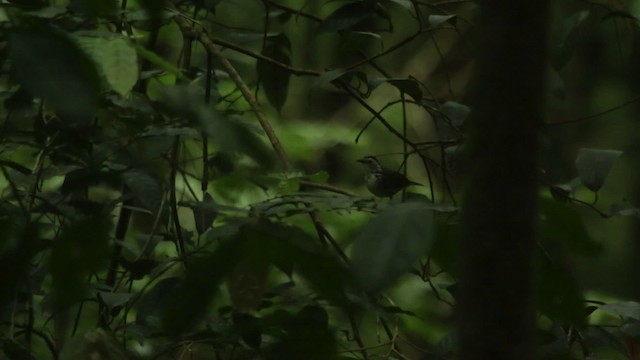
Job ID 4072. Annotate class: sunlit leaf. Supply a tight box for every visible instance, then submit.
[77,34,138,96]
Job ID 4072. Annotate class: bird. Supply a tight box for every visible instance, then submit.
[357,156,421,197]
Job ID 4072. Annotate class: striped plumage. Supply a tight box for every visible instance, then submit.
[357,156,420,197]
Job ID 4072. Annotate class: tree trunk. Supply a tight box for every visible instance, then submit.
[458,1,549,359]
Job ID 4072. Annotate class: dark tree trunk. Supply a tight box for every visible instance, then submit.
[458,1,549,359]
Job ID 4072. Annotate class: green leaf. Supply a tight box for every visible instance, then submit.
[551,11,589,70]
[98,292,133,309]
[8,26,100,123]
[428,14,457,27]
[158,85,275,168]
[351,201,435,292]
[369,78,423,102]
[317,2,377,33]
[598,301,640,320]
[77,34,138,96]
[313,68,348,89]
[435,101,469,140]
[51,216,112,308]
[388,79,423,102]
[257,34,291,111]
[136,277,181,328]
[540,198,602,256]
[386,0,412,11]
[161,234,249,334]
[122,170,164,215]
[192,192,218,235]
[24,6,67,18]
[575,148,622,192]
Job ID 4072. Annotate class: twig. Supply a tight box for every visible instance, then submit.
[545,94,640,127]
[170,10,292,169]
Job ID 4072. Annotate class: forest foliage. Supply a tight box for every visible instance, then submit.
[2,0,640,359]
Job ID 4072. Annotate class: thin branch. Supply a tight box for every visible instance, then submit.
[170,7,293,170]
[545,94,640,127]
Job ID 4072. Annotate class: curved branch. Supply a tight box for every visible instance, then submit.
[170,6,292,170]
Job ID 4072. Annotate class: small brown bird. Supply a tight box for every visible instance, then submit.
[357,156,421,197]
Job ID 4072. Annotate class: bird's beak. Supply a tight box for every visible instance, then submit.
[356,158,366,164]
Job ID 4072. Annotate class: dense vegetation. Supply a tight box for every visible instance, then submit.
[2,0,640,359]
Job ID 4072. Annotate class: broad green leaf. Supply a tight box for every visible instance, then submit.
[313,68,348,89]
[575,148,622,192]
[540,198,602,256]
[51,216,111,309]
[97,292,134,309]
[620,320,640,337]
[351,201,435,292]
[599,301,640,320]
[239,220,353,307]
[386,0,412,11]
[388,79,423,102]
[8,26,100,123]
[317,2,377,33]
[158,85,275,168]
[191,192,218,235]
[551,11,589,69]
[257,34,291,111]
[136,277,181,328]
[227,262,269,312]
[435,101,469,140]
[25,6,67,18]
[77,35,138,96]
[369,78,423,102]
[441,101,470,126]
[428,14,457,27]
[162,252,239,334]
[122,170,164,215]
